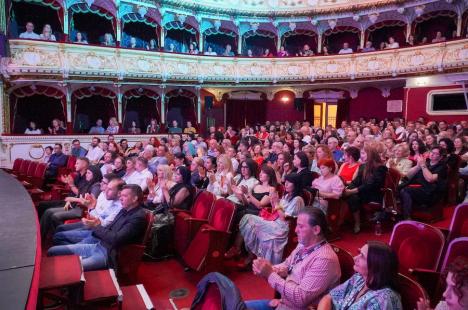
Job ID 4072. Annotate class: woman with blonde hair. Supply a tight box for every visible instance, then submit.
[387,143,413,178]
[207,154,234,197]
[146,164,175,210]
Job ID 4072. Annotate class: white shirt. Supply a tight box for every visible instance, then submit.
[100,163,114,176]
[204,51,217,56]
[89,193,122,227]
[19,31,40,39]
[40,33,56,41]
[386,42,399,49]
[338,48,353,54]
[25,128,41,134]
[124,168,152,191]
[86,146,105,164]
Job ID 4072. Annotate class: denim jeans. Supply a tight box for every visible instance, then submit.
[53,228,93,245]
[47,236,108,271]
[244,299,275,310]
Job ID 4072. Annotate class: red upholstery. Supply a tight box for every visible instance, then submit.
[326,198,346,241]
[412,199,445,223]
[301,189,313,206]
[83,269,121,304]
[174,191,216,255]
[30,163,48,188]
[389,221,445,276]
[447,203,468,242]
[331,245,355,283]
[25,161,38,178]
[282,216,298,260]
[446,156,461,204]
[192,283,222,310]
[117,210,154,285]
[182,198,236,272]
[11,158,24,173]
[39,255,82,290]
[441,237,468,272]
[398,273,429,310]
[57,155,75,177]
[121,284,154,310]
[16,159,31,177]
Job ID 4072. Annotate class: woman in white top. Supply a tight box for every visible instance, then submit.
[385,37,399,49]
[25,121,42,134]
[74,32,88,44]
[226,158,259,206]
[207,154,234,197]
[122,157,138,183]
[105,117,119,134]
[146,164,175,209]
[40,24,56,41]
[204,46,217,56]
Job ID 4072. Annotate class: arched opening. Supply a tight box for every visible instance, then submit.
[414,11,457,43]
[122,13,159,50]
[164,22,197,53]
[9,0,63,39]
[323,26,360,54]
[225,91,267,129]
[204,28,237,56]
[282,31,317,56]
[366,20,407,49]
[11,86,65,134]
[243,30,277,56]
[123,89,160,133]
[166,90,197,130]
[73,88,117,133]
[70,3,115,45]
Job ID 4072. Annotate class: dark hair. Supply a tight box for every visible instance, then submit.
[431,145,447,157]
[284,173,303,200]
[45,146,53,152]
[93,137,101,143]
[87,165,103,184]
[176,166,192,186]
[260,165,278,187]
[103,173,119,182]
[54,143,62,149]
[363,145,384,182]
[295,151,309,169]
[444,256,468,303]
[206,156,217,169]
[345,146,360,162]
[298,208,329,238]
[72,139,80,144]
[240,158,258,179]
[439,138,455,154]
[366,241,399,291]
[410,139,427,156]
[122,184,143,203]
[77,156,90,166]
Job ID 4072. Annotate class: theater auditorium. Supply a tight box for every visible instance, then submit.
[0,0,467,309]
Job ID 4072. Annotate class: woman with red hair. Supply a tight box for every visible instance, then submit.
[311,159,345,214]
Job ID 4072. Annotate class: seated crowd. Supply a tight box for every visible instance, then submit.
[19,20,461,57]
[31,117,467,309]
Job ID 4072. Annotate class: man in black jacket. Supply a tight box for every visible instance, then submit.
[47,184,147,271]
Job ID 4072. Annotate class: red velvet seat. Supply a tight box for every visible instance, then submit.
[82,268,122,306]
[389,220,445,277]
[4,157,23,174]
[174,190,216,255]
[326,198,346,241]
[117,210,154,285]
[20,161,38,182]
[282,216,298,260]
[446,203,468,242]
[398,273,429,310]
[182,198,236,272]
[121,284,154,310]
[446,155,461,204]
[192,283,222,310]
[57,155,75,178]
[441,237,468,272]
[14,159,31,178]
[330,244,355,283]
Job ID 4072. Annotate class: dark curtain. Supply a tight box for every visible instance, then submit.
[124,96,159,132]
[167,96,196,127]
[165,29,197,53]
[13,95,64,134]
[368,25,406,48]
[226,99,266,129]
[10,2,62,39]
[244,35,276,56]
[415,15,456,42]
[324,31,359,54]
[74,95,115,133]
[336,98,350,125]
[122,21,157,48]
[283,34,317,55]
[204,33,236,55]
[72,12,114,44]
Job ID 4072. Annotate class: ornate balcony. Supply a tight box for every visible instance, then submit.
[4,39,468,84]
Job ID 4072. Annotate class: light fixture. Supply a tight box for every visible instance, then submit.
[137,6,148,18]
[289,22,296,32]
[415,77,429,86]
[414,5,425,17]
[328,19,337,30]
[280,96,290,103]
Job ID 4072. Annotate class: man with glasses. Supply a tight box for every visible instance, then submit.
[399,146,448,219]
[71,139,87,157]
[52,174,124,245]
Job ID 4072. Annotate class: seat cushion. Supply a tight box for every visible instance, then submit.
[83,269,120,302]
[39,255,82,290]
[398,237,434,274]
[121,285,154,310]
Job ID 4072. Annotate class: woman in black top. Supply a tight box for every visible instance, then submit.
[162,166,194,210]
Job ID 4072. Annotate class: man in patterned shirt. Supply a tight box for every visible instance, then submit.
[246,208,341,310]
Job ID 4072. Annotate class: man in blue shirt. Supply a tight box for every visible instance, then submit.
[47,184,147,271]
[89,119,105,134]
[71,139,87,158]
[168,120,182,134]
[45,143,68,179]
[327,137,344,163]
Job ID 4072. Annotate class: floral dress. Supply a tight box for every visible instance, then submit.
[239,195,304,264]
[330,273,402,310]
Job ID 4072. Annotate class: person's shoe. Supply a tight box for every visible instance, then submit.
[224,246,241,259]
[353,223,361,234]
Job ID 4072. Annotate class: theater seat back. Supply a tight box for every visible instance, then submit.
[390,221,445,276]
[448,203,468,242]
[192,191,216,220]
[398,273,429,310]
[12,158,23,173]
[440,237,468,272]
[331,245,355,283]
[209,198,236,232]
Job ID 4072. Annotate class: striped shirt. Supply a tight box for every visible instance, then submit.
[268,242,341,310]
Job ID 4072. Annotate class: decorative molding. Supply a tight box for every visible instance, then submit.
[4,39,468,84]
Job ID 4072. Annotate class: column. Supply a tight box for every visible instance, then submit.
[195,86,201,125]
[276,35,281,52]
[160,86,166,125]
[0,83,5,134]
[116,18,121,47]
[116,85,123,126]
[238,33,242,55]
[199,32,204,53]
[457,14,462,37]
[65,85,72,133]
[63,4,69,42]
[317,33,322,53]
[360,29,365,49]
[160,27,165,49]
[406,23,412,41]
[0,0,6,35]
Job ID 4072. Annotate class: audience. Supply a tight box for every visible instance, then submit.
[24,121,42,134]
[40,24,56,41]
[338,42,353,54]
[74,31,88,44]
[20,21,40,39]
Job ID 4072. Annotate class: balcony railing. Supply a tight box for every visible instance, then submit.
[4,39,468,83]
